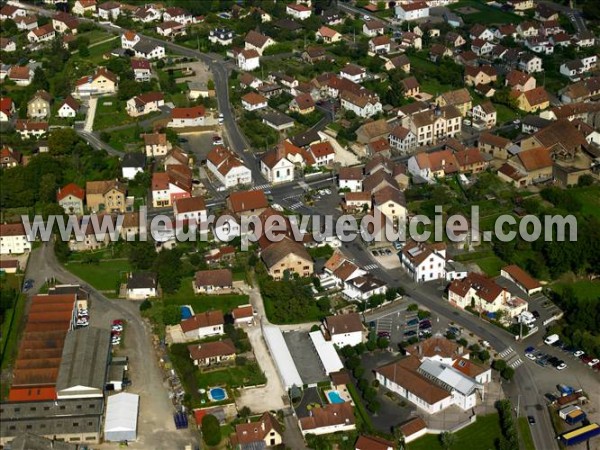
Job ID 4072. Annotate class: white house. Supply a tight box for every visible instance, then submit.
[174,196,207,223]
[400,240,447,282]
[193,269,232,294]
[0,223,32,255]
[121,30,140,49]
[207,146,252,188]
[260,150,296,184]
[97,1,120,21]
[362,20,385,37]
[299,403,356,436]
[126,272,158,300]
[389,126,417,154]
[126,92,164,117]
[338,167,363,192]
[27,24,56,43]
[156,21,186,37]
[309,141,335,167]
[324,313,364,348]
[162,6,193,25]
[471,102,497,129]
[343,274,387,301]
[133,40,165,60]
[237,49,260,71]
[0,38,16,52]
[0,4,27,21]
[209,28,233,46]
[72,0,97,16]
[286,3,312,20]
[181,311,225,339]
[73,67,118,98]
[340,92,382,118]
[340,64,367,83]
[131,59,151,82]
[57,96,80,118]
[395,2,429,21]
[121,153,145,180]
[245,30,275,55]
[241,92,268,111]
[169,106,205,128]
[519,54,543,73]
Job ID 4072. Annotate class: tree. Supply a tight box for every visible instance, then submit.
[478,350,490,362]
[48,128,81,156]
[501,366,515,381]
[162,304,181,325]
[367,400,381,413]
[201,414,222,446]
[128,240,157,270]
[440,431,456,450]
[78,40,90,57]
[38,173,58,204]
[377,337,389,349]
[238,406,251,419]
[139,299,152,311]
[492,359,507,372]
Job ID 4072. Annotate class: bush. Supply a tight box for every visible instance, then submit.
[501,367,515,381]
[139,300,152,311]
[492,359,507,372]
[201,414,221,446]
[353,366,365,378]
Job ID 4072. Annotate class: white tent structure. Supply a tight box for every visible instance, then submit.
[262,325,303,390]
[309,331,344,375]
[104,393,139,442]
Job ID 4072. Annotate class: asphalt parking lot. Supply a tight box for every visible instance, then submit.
[283,331,328,385]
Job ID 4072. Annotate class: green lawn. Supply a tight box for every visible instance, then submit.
[518,417,536,450]
[570,185,600,219]
[93,96,133,131]
[65,258,131,292]
[78,29,115,45]
[453,250,506,277]
[103,126,144,152]
[551,280,600,301]
[493,103,518,125]
[448,0,525,25]
[195,362,266,389]
[163,278,249,313]
[408,414,503,450]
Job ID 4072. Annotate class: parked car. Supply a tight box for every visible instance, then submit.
[377,331,390,338]
[404,330,417,337]
[531,310,540,319]
[573,350,585,357]
[556,361,567,370]
[588,358,599,367]
[525,353,537,361]
[406,318,419,327]
[528,416,536,425]
[525,346,535,353]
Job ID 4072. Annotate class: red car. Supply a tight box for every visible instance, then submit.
[580,355,593,364]
[112,319,123,325]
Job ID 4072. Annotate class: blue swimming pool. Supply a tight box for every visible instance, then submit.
[209,387,227,402]
[181,305,193,320]
[326,391,345,404]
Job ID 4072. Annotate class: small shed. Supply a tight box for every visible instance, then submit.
[104,393,139,442]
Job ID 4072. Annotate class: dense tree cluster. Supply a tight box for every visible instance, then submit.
[495,400,519,450]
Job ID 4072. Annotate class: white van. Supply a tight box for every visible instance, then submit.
[544,334,559,345]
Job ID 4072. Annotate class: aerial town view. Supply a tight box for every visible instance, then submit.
[0,0,599,449]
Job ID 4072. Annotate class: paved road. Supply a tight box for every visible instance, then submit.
[24,243,197,449]
[76,129,124,156]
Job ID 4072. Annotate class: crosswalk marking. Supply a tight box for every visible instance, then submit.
[289,202,303,210]
[510,358,523,369]
[252,183,271,191]
[499,347,514,358]
[364,264,378,271]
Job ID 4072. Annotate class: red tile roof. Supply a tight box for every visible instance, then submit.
[181,310,225,333]
[57,183,85,201]
[188,339,236,360]
[502,264,541,291]
[171,106,205,119]
[228,189,268,214]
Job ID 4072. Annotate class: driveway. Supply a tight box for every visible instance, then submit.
[235,322,286,413]
[24,243,198,449]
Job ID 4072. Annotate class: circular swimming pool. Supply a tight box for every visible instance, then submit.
[208,387,227,402]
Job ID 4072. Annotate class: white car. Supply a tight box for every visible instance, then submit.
[588,358,599,367]
[463,119,472,126]
[78,309,88,316]
[557,362,567,370]
[525,353,537,361]
[218,114,224,124]
[573,350,584,357]
[112,325,123,332]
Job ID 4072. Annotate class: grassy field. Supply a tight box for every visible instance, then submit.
[551,280,600,300]
[571,185,600,219]
[408,414,503,450]
[195,362,266,389]
[163,278,249,313]
[449,0,525,25]
[93,96,133,131]
[493,103,518,124]
[103,126,144,152]
[453,249,506,277]
[65,258,131,292]
[518,417,536,450]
